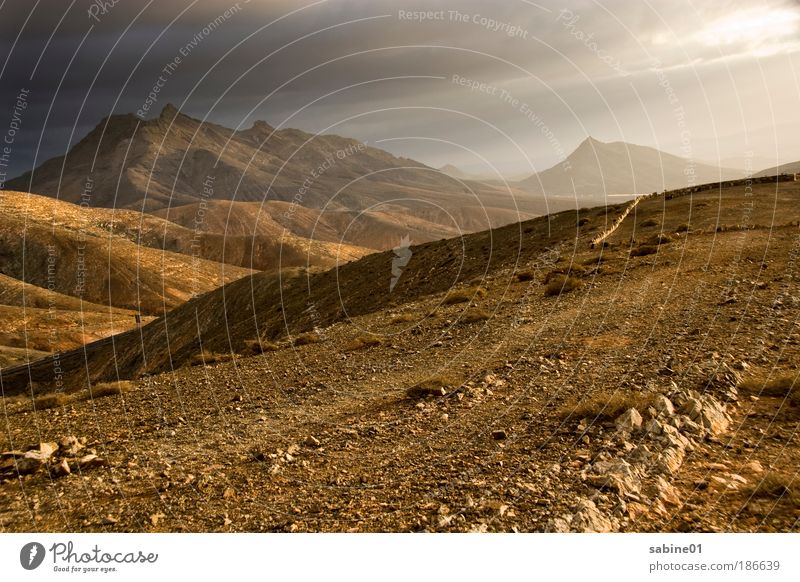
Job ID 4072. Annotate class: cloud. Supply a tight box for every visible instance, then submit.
[0,0,798,179]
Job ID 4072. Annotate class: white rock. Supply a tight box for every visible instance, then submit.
[615,408,643,433]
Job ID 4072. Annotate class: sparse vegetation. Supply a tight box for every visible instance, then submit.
[646,233,672,245]
[544,275,582,297]
[88,380,134,399]
[191,350,234,366]
[515,271,535,282]
[406,375,461,399]
[443,286,486,305]
[676,223,690,233]
[630,245,658,257]
[559,391,656,421]
[738,373,799,406]
[747,472,798,504]
[544,264,585,282]
[344,334,383,351]
[293,332,323,347]
[243,339,279,354]
[32,392,71,410]
[640,218,660,227]
[461,308,490,324]
[390,313,415,324]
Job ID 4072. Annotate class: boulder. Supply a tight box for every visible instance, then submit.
[570,500,616,532]
[615,408,643,433]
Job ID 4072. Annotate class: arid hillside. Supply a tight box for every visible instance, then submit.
[0,190,252,315]
[8,104,549,239]
[2,178,798,533]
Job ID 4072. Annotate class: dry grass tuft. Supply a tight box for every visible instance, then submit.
[544,275,582,297]
[646,233,672,245]
[461,308,491,324]
[32,392,71,411]
[630,245,658,257]
[748,472,797,503]
[88,381,135,399]
[406,375,461,399]
[191,350,234,366]
[292,332,323,347]
[243,339,279,354]
[738,373,799,406]
[515,271,535,282]
[344,333,383,351]
[443,286,486,305]
[559,391,656,421]
[390,313,415,324]
[544,264,586,282]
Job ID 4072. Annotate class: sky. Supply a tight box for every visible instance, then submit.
[1,0,799,180]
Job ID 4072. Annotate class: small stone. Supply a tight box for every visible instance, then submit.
[16,452,46,475]
[742,460,764,474]
[653,395,675,416]
[53,459,71,477]
[304,436,322,448]
[37,442,58,459]
[150,513,165,527]
[615,408,643,433]
[100,515,118,525]
[570,499,615,532]
[491,429,507,440]
[77,454,106,469]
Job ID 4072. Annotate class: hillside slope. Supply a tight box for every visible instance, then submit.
[0,190,252,315]
[2,179,798,533]
[518,137,743,198]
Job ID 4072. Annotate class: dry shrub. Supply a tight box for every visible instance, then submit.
[739,373,799,405]
[243,339,279,354]
[544,275,582,297]
[461,308,490,324]
[344,334,383,351]
[89,381,134,399]
[390,313,415,324]
[748,472,797,503]
[560,391,656,421]
[630,245,658,257]
[293,332,322,347]
[32,392,71,411]
[406,375,461,399]
[191,350,234,366]
[515,271,535,282]
[646,233,672,245]
[544,264,585,283]
[443,286,486,305]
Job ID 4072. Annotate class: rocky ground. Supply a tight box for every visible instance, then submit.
[1,182,798,532]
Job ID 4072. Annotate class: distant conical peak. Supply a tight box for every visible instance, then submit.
[160,103,180,120]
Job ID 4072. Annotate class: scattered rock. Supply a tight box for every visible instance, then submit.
[570,500,616,532]
[491,429,507,440]
[653,395,675,416]
[615,408,643,433]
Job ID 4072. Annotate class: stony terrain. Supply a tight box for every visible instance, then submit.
[1,180,798,532]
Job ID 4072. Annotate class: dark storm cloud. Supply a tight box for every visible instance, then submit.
[1,0,798,181]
